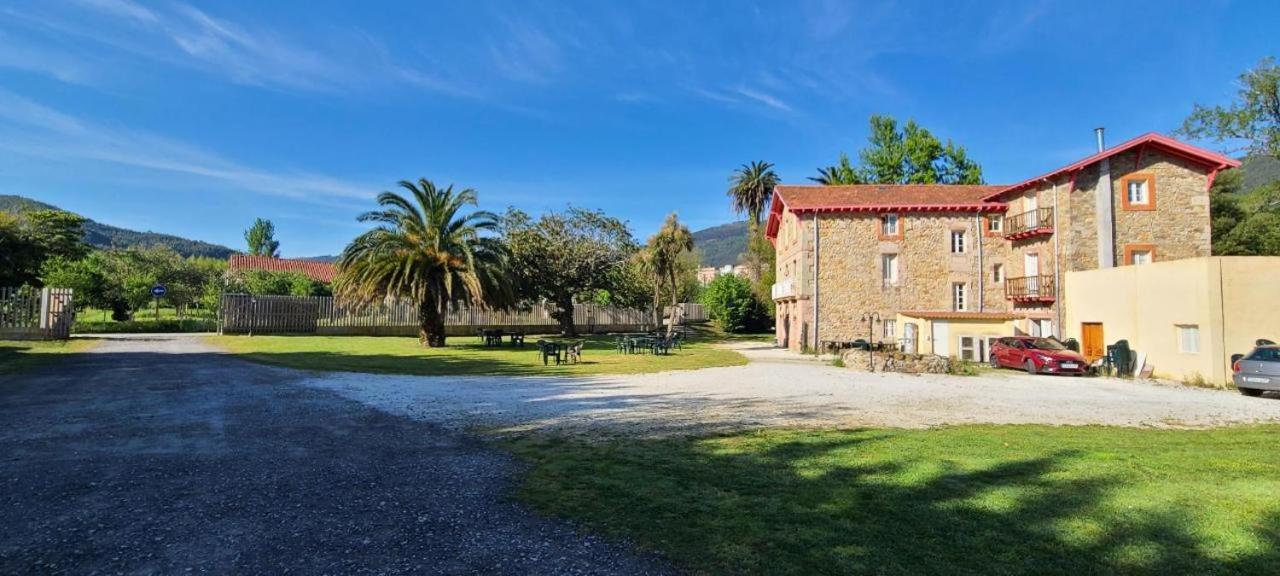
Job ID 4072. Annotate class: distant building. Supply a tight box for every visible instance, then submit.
[697,264,753,284]
[228,255,338,283]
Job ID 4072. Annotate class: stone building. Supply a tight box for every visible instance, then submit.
[765,131,1239,360]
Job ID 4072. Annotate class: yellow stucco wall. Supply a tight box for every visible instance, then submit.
[896,314,1015,361]
[1219,257,1280,374]
[1063,257,1280,385]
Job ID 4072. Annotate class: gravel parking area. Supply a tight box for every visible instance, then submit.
[0,335,671,575]
[305,343,1280,436]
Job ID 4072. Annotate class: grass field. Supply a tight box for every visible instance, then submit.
[509,425,1280,575]
[206,334,748,376]
[0,338,99,375]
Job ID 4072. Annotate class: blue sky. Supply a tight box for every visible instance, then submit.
[0,0,1274,257]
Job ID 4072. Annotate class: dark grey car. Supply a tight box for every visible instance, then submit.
[1233,345,1280,397]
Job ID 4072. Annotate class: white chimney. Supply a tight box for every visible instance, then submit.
[1094,127,1115,268]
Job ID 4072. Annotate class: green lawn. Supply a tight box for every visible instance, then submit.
[509,426,1280,575]
[206,334,748,376]
[0,338,99,375]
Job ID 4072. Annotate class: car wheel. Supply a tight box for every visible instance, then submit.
[1025,359,1037,375]
[1239,388,1264,397]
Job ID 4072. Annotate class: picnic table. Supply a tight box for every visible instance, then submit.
[479,329,525,347]
[537,339,584,365]
[615,332,679,355]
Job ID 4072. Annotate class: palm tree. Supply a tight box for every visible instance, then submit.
[727,161,780,226]
[334,179,511,347]
[647,213,694,337]
[809,152,862,185]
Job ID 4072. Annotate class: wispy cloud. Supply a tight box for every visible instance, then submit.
[487,16,565,84]
[0,89,375,203]
[73,0,158,24]
[734,87,793,112]
[3,0,474,98]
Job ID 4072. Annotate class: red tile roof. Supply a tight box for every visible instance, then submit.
[898,310,1019,321]
[984,132,1241,201]
[765,184,1008,239]
[228,255,338,283]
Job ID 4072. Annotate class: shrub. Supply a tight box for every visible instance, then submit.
[698,274,767,333]
[75,318,218,334]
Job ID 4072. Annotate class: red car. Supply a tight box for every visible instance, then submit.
[989,336,1088,375]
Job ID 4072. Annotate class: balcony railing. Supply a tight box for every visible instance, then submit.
[1005,275,1056,303]
[772,277,797,300]
[1002,207,1054,240]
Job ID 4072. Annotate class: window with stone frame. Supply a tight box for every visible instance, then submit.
[879,213,902,240]
[883,319,896,339]
[952,282,967,311]
[881,254,899,286]
[1121,173,1156,211]
[993,263,1005,283]
[950,230,966,253]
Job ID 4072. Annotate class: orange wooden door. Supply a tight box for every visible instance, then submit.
[1081,323,1104,361]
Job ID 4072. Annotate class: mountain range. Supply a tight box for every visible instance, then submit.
[0,194,237,259]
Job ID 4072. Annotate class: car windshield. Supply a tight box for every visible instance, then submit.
[1026,338,1066,351]
[1247,347,1280,362]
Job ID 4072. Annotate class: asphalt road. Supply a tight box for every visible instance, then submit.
[0,334,670,575]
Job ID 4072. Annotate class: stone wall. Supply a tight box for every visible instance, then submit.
[841,349,952,374]
[814,212,1010,343]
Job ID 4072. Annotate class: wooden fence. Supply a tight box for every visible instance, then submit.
[0,287,75,340]
[219,294,704,336]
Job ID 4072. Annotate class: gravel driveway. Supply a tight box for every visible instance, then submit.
[304,343,1280,436]
[0,334,671,575]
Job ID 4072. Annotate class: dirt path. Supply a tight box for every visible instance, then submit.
[0,334,671,575]
[302,342,1280,436]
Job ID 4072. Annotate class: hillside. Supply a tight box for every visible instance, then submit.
[692,221,748,268]
[0,194,237,259]
[1238,154,1280,193]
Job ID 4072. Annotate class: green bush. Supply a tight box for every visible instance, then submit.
[698,274,767,333]
[75,318,218,334]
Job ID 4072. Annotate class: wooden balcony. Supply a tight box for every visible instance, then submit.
[1002,207,1054,240]
[1005,275,1056,303]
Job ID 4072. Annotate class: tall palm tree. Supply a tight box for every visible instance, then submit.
[647,213,694,337]
[808,152,863,185]
[334,179,511,347]
[727,161,780,226]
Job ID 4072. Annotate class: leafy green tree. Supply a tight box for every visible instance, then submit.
[227,270,330,297]
[646,213,695,336]
[0,209,87,287]
[0,212,40,287]
[24,210,89,262]
[1179,57,1280,160]
[698,273,766,333]
[334,179,511,347]
[813,115,984,185]
[1219,211,1280,255]
[503,207,636,336]
[244,218,281,257]
[590,255,653,311]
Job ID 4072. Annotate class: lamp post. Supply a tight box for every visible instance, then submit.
[860,312,880,372]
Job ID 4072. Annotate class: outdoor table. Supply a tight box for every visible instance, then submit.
[481,329,504,347]
[537,340,566,365]
[509,332,525,347]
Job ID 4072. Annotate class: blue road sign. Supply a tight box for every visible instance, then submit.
[151,284,167,297]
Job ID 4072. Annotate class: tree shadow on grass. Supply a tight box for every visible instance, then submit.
[510,430,1280,575]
